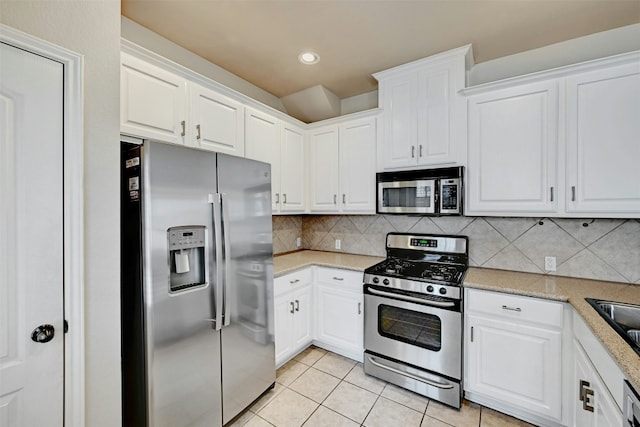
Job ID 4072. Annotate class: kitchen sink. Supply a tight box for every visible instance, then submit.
[586,298,640,356]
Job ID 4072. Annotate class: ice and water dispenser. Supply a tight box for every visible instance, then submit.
[168,226,206,292]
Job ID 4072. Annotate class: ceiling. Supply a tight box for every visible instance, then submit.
[122,0,640,101]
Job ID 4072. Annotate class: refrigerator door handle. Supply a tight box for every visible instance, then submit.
[211,193,224,331]
[220,192,232,327]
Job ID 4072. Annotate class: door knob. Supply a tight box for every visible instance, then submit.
[31,324,55,343]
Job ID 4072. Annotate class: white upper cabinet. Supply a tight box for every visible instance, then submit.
[565,62,640,215]
[189,83,244,156]
[466,81,559,215]
[280,123,306,213]
[339,118,377,212]
[375,45,471,171]
[245,107,281,210]
[245,108,306,214]
[121,52,188,145]
[308,114,377,214]
[308,127,340,212]
[121,52,244,156]
[464,51,640,218]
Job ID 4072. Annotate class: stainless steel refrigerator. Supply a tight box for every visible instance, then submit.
[121,140,275,427]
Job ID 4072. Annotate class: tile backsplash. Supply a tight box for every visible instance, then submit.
[273,215,640,285]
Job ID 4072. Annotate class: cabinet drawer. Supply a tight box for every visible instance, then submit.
[466,289,563,328]
[315,267,363,290]
[274,268,312,296]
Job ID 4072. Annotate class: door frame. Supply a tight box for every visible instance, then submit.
[1,24,85,427]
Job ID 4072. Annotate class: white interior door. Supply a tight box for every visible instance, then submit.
[0,42,64,426]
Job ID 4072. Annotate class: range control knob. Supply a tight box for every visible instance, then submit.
[382,278,390,286]
[372,277,379,284]
[439,287,447,295]
[426,285,435,293]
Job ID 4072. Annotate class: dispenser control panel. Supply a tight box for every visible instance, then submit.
[169,227,206,250]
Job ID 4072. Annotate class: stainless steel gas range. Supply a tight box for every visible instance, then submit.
[363,232,469,409]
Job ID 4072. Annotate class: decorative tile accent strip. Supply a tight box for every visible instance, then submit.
[273,215,640,284]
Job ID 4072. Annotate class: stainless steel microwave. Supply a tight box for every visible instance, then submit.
[376,167,463,215]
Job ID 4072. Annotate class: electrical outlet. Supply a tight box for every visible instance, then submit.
[335,239,341,250]
[296,237,301,247]
[544,256,556,272]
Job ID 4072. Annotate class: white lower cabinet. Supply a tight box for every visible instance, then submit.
[273,266,365,366]
[573,339,622,427]
[313,268,364,362]
[274,269,313,367]
[572,310,624,427]
[465,289,564,425]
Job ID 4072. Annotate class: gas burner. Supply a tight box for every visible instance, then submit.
[421,265,457,282]
[383,258,412,274]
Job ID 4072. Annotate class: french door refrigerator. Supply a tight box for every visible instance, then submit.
[121,140,275,427]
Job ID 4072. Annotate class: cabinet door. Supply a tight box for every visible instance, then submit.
[379,74,417,169]
[466,314,562,420]
[190,83,244,156]
[280,124,306,213]
[274,294,294,367]
[315,284,363,360]
[467,81,558,215]
[291,286,313,351]
[566,62,640,215]
[245,108,281,211]
[308,127,340,212]
[416,62,458,166]
[120,53,187,144]
[573,339,623,427]
[339,118,376,213]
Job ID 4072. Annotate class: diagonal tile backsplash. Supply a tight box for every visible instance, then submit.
[273,215,640,285]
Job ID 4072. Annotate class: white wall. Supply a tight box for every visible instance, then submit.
[470,23,640,85]
[122,16,288,114]
[0,2,122,426]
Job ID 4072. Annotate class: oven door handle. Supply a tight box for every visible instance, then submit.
[367,287,455,308]
[367,356,454,390]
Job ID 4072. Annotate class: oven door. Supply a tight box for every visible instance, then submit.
[377,179,436,214]
[364,286,461,380]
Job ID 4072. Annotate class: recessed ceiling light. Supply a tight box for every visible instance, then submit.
[298,51,320,65]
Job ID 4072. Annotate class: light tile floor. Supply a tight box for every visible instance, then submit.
[228,346,536,427]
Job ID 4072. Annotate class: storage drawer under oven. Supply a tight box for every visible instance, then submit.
[364,289,462,380]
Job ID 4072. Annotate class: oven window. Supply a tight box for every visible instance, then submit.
[382,186,431,208]
[378,304,442,351]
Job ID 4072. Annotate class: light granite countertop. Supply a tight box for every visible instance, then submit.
[273,250,640,392]
[274,250,383,276]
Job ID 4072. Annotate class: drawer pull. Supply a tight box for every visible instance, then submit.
[289,279,300,284]
[501,305,522,312]
[358,302,362,314]
[290,302,295,314]
[295,299,300,312]
[332,277,344,281]
[579,380,594,412]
